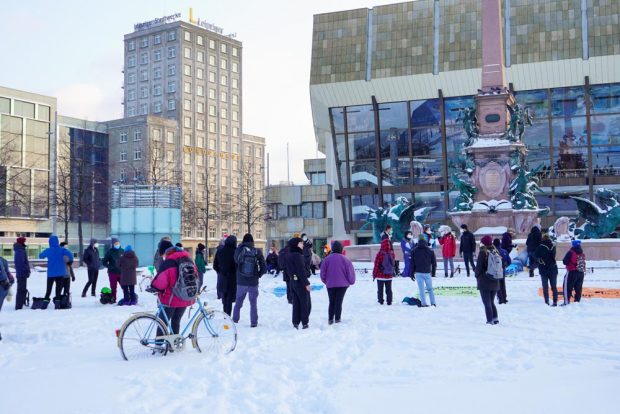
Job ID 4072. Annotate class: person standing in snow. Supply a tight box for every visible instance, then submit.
[39,235,73,301]
[300,233,314,275]
[526,225,542,278]
[82,238,101,297]
[475,236,500,325]
[535,234,558,306]
[0,255,15,340]
[439,230,457,278]
[373,238,395,305]
[102,238,124,303]
[119,245,139,305]
[500,229,516,255]
[400,231,414,278]
[459,224,476,277]
[195,243,207,287]
[278,243,292,304]
[265,246,279,276]
[59,241,75,296]
[493,238,511,304]
[153,236,172,272]
[411,236,437,307]
[284,237,312,329]
[13,237,30,310]
[320,241,355,324]
[562,240,586,305]
[213,235,238,316]
[233,234,266,328]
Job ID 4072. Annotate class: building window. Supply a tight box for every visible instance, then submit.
[209,105,217,116]
[184,47,192,59]
[128,40,135,51]
[120,169,126,181]
[232,94,238,105]
[168,64,176,76]
[134,148,142,160]
[221,91,227,102]
[120,151,127,161]
[209,55,216,66]
[153,84,162,96]
[140,52,149,65]
[209,71,216,83]
[221,124,228,135]
[221,108,227,119]
[167,81,176,93]
[127,106,136,116]
[197,119,204,130]
[197,136,204,147]
[140,87,148,99]
[184,64,191,76]
[153,101,162,113]
[154,34,161,45]
[166,131,174,143]
[209,122,216,133]
[184,116,192,128]
[209,88,216,100]
[140,70,148,81]
[183,82,192,94]
[245,145,251,156]
[221,158,228,169]
[220,43,227,53]
[221,176,230,187]
[140,37,148,48]
[232,111,238,121]
[127,89,136,101]
[232,126,239,137]
[221,75,228,86]
[209,39,215,49]
[232,143,239,153]
[221,59,227,70]
[197,50,204,62]
[153,129,161,141]
[183,134,192,146]
[154,49,162,61]
[256,148,262,158]
[184,153,191,165]
[154,67,162,79]
[232,62,238,73]
[168,31,176,41]
[166,150,174,162]
[197,85,204,96]
[128,55,136,67]
[232,47,238,57]
[209,228,215,238]
[120,132,128,143]
[232,78,238,89]
[196,68,204,79]
[168,99,176,110]
[197,102,204,113]
[184,31,191,41]
[196,35,203,46]
[139,103,148,115]
[128,73,136,84]
[134,130,142,141]
[209,139,216,150]
[167,46,176,59]
[183,99,191,111]
[184,227,193,238]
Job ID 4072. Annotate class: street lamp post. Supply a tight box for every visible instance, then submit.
[90,168,102,239]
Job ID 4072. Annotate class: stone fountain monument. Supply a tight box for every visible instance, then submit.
[448,0,546,237]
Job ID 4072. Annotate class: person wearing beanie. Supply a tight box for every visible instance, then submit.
[154,236,172,272]
[119,245,139,305]
[526,225,542,277]
[562,240,586,305]
[475,235,501,324]
[284,237,312,328]
[13,236,30,310]
[320,241,355,324]
[534,234,558,306]
[213,236,238,315]
[102,237,124,303]
[438,230,457,278]
[492,238,511,304]
[233,233,266,327]
[195,243,207,285]
[373,238,395,305]
[82,238,101,297]
[411,236,437,307]
[39,235,73,301]
[59,241,75,297]
[459,224,477,277]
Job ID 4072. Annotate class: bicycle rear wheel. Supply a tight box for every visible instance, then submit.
[191,309,237,354]
[118,313,170,361]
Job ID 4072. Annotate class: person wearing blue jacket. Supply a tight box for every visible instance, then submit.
[400,231,414,278]
[39,235,73,301]
[13,237,31,310]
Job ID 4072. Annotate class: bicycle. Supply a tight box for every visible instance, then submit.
[116,287,237,361]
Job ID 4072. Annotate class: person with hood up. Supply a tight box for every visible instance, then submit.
[535,234,559,306]
[373,238,395,305]
[153,236,172,272]
[493,238,511,304]
[526,225,542,277]
[400,231,414,278]
[213,235,238,315]
[300,233,314,275]
[102,237,124,303]
[439,230,457,278]
[59,241,75,296]
[39,235,73,301]
[475,236,501,324]
[233,233,266,327]
[501,229,516,255]
[284,237,312,329]
[459,224,477,277]
[411,235,437,307]
[562,240,586,305]
[82,238,101,297]
[119,245,139,305]
[265,246,279,276]
[13,237,30,310]
[320,241,355,324]
[195,243,207,286]
[151,245,197,334]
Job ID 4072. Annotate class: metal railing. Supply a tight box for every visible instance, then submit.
[111,185,182,209]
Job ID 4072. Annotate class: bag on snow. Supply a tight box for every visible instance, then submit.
[100,287,113,305]
[238,246,259,278]
[402,296,422,307]
[31,297,50,310]
[171,257,200,301]
[53,294,72,310]
[486,249,504,280]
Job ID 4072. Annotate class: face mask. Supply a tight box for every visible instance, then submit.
[302,236,308,241]
[406,235,412,240]
[94,243,99,249]
[114,244,120,249]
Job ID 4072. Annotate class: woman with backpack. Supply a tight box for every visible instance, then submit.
[535,234,559,306]
[373,238,395,305]
[562,240,586,305]
[492,238,511,304]
[213,235,238,316]
[151,245,198,334]
[475,236,501,324]
[119,245,139,306]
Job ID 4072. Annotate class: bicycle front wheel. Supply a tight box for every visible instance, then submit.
[191,310,237,354]
[118,313,170,361]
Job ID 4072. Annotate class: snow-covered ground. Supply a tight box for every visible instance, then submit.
[1,262,620,414]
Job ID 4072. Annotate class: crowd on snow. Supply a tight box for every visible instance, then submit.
[0,223,587,339]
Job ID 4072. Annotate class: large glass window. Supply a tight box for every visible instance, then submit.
[331,107,345,133]
[351,193,378,222]
[514,89,549,119]
[348,132,375,161]
[554,186,588,215]
[349,160,378,188]
[411,98,441,127]
[378,102,408,130]
[590,115,620,145]
[443,96,474,125]
[592,146,620,177]
[551,86,586,117]
[346,105,374,132]
[590,83,620,114]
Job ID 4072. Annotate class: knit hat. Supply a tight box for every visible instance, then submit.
[125,245,133,252]
[16,237,26,244]
[460,224,468,230]
[158,239,173,255]
[288,237,303,248]
[571,240,582,248]
[111,237,120,245]
[481,235,493,247]
[331,240,344,254]
[197,243,205,250]
[242,233,254,243]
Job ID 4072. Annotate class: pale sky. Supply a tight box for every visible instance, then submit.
[1,0,398,185]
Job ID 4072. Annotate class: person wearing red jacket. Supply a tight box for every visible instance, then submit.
[373,238,395,305]
[439,231,457,278]
[151,246,197,334]
[561,240,586,305]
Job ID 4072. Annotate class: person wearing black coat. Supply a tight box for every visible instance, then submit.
[213,235,238,316]
[526,226,542,277]
[500,229,516,255]
[493,238,511,304]
[301,233,313,276]
[278,245,292,304]
[459,224,477,277]
[534,235,558,306]
[475,236,500,324]
[13,237,30,310]
[284,237,311,329]
[82,238,101,297]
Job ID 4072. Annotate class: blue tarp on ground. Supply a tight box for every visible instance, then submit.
[273,284,324,297]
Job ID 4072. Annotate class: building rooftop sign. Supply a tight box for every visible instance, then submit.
[134,12,181,32]
[188,8,236,38]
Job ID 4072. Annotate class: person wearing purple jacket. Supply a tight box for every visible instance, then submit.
[320,241,356,325]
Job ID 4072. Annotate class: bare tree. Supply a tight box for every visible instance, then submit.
[231,160,267,235]
[0,135,37,218]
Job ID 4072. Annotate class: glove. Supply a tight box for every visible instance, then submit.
[71,275,76,282]
[410,275,416,281]
[460,252,463,257]
[0,280,9,289]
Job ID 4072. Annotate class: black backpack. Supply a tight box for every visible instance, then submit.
[172,257,200,301]
[238,246,258,278]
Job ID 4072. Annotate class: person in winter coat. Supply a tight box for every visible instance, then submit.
[562,240,586,305]
[439,231,457,278]
[500,229,516,255]
[411,236,437,307]
[459,224,476,277]
[320,241,355,324]
[526,225,542,277]
[13,237,30,310]
[82,238,101,297]
[373,238,395,305]
[493,238,511,304]
[322,243,331,258]
[475,236,501,324]
[119,245,139,306]
[400,232,414,278]
[151,246,197,334]
[535,234,558,306]
[39,235,73,301]
[284,237,312,329]
[0,255,15,340]
[265,246,279,276]
[59,241,75,296]
[233,234,266,327]
[301,233,314,275]
[213,235,238,315]
[153,236,172,272]
[195,243,207,287]
[278,244,292,304]
[102,237,124,303]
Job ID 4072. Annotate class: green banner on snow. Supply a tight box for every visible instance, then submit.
[432,286,478,297]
